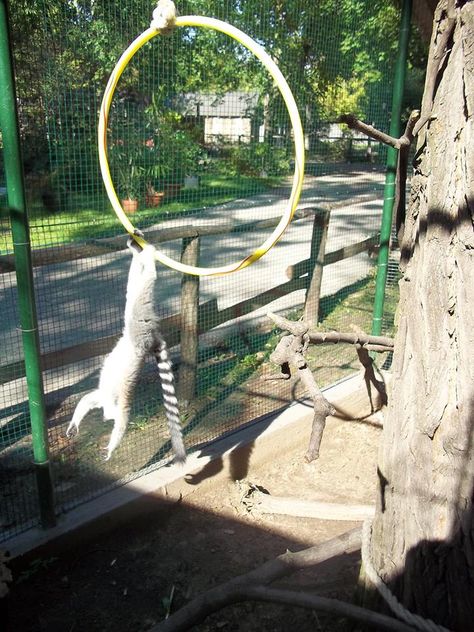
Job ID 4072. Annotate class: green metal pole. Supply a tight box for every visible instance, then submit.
[371,0,412,336]
[0,0,55,527]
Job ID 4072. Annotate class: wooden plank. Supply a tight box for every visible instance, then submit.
[286,234,380,280]
[201,277,308,332]
[303,208,331,324]
[178,235,200,404]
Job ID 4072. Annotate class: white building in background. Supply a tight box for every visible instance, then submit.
[173,91,260,144]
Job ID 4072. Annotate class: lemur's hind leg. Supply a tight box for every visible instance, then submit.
[103,354,143,460]
[103,404,129,461]
[103,392,132,461]
[66,390,102,437]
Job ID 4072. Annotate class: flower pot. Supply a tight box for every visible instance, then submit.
[145,191,165,207]
[122,198,139,214]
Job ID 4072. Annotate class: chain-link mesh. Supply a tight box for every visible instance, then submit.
[1,0,406,541]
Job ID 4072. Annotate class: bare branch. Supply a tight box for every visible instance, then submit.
[299,365,335,462]
[266,315,391,459]
[395,111,421,243]
[307,330,394,349]
[266,312,335,461]
[148,528,363,632]
[267,311,308,337]
[338,114,402,149]
[399,109,421,147]
[338,110,422,246]
[267,313,394,350]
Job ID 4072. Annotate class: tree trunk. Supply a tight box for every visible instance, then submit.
[370,2,474,630]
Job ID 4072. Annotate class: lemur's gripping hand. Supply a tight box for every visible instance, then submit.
[127,229,145,254]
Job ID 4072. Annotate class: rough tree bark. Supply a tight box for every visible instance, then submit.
[370,2,474,630]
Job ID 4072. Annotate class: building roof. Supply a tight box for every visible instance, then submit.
[173,91,259,118]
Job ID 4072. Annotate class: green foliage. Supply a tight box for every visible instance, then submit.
[109,105,146,199]
[143,90,205,187]
[218,142,291,177]
[8,0,420,190]
[317,76,368,121]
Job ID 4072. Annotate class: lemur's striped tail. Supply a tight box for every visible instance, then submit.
[155,344,186,463]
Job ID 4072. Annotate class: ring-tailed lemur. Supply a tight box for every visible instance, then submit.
[66,235,186,462]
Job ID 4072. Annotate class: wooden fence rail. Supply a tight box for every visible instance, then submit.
[0,206,380,389]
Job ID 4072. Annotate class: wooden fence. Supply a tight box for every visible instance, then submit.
[0,203,380,402]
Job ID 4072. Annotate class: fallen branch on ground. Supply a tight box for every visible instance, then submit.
[148,526,415,632]
[150,528,362,630]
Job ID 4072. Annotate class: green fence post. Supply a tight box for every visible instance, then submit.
[0,0,56,527]
[371,0,412,336]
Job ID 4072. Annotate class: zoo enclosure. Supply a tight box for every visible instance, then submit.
[0,0,413,542]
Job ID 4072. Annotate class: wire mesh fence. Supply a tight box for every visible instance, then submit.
[1,0,406,541]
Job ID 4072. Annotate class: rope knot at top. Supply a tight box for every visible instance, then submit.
[150,0,177,32]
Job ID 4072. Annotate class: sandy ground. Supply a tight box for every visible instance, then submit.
[5,382,383,632]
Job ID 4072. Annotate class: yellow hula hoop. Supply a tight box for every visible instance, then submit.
[98,16,305,276]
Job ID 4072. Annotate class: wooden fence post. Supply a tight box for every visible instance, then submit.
[178,233,200,406]
[303,206,331,324]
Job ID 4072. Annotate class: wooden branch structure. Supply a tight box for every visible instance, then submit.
[338,110,421,245]
[264,312,335,462]
[338,114,403,149]
[265,313,393,461]
[147,526,418,632]
[307,330,394,351]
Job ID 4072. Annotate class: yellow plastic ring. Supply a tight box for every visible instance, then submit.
[98,16,305,276]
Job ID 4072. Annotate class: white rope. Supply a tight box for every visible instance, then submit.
[361,519,452,632]
[150,0,177,31]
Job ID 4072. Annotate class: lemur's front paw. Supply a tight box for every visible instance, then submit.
[127,230,144,254]
[101,446,112,462]
[66,421,78,438]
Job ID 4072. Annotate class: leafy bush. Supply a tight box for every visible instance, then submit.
[218,142,291,177]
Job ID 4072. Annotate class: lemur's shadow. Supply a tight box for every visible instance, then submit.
[147,377,311,485]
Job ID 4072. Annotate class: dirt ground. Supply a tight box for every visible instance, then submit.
[5,385,383,632]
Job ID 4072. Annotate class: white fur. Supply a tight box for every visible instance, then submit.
[67,242,185,462]
[66,337,143,460]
